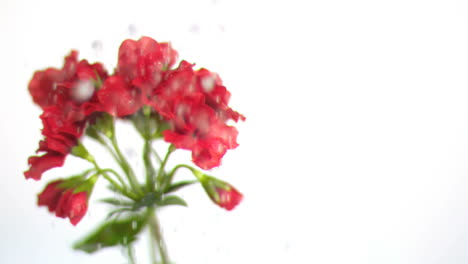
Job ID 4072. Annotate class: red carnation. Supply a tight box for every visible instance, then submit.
[37,180,65,212]
[38,177,94,225]
[55,190,88,226]
[24,106,85,180]
[26,51,108,180]
[162,101,239,170]
[53,190,89,226]
[28,51,108,109]
[94,76,143,116]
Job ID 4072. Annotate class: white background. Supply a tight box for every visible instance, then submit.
[2,0,468,263]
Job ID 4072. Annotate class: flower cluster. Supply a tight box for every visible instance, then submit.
[25,36,243,181]
[24,37,244,263]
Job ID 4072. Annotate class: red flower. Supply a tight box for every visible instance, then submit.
[24,153,66,181]
[55,191,88,225]
[28,51,108,109]
[26,51,108,180]
[37,180,91,225]
[117,36,178,85]
[194,68,245,122]
[91,37,179,117]
[24,106,85,180]
[214,186,243,211]
[37,180,64,212]
[94,76,143,116]
[162,99,239,170]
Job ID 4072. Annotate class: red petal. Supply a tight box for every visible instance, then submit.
[24,153,66,180]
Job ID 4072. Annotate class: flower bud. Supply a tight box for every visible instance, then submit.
[199,175,243,211]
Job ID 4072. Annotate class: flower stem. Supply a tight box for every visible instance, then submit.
[149,209,170,264]
[164,164,200,189]
[143,140,156,192]
[110,135,143,195]
[156,145,174,189]
[151,147,163,163]
[90,160,138,200]
[127,244,137,264]
[99,168,128,189]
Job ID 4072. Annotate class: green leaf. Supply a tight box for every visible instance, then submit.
[131,192,161,211]
[73,214,147,254]
[164,180,198,194]
[157,195,188,207]
[106,208,133,220]
[107,184,127,196]
[100,198,134,207]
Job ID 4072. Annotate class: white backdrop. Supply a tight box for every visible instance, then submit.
[3,0,468,263]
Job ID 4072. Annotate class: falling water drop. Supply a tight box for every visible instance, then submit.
[128,24,138,36]
[91,40,103,52]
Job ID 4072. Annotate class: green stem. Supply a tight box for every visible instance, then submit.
[127,244,137,264]
[151,147,163,163]
[91,160,138,200]
[149,209,170,264]
[156,145,174,190]
[143,140,156,192]
[110,135,143,195]
[100,168,128,189]
[103,142,125,168]
[149,227,157,264]
[163,164,199,190]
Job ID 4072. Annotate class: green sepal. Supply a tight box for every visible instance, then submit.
[131,108,158,140]
[71,142,95,162]
[152,121,170,139]
[73,213,148,254]
[188,169,230,204]
[73,174,99,195]
[157,195,188,207]
[56,169,95,190]
[164,180,198,194]
[89,112,114,139]
[85,125,106,145]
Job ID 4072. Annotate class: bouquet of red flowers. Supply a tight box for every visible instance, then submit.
[24,36,244,263]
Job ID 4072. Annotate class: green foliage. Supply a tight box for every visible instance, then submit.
[73,214,148,254]
[164,180,198,194]
[157,195,188,207]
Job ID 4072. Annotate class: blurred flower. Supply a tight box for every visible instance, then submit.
[25,52,108,180]
[37,176,96,225]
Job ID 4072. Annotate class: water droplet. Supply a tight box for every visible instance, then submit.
[201,76,216,92]
[91,40,103,52]
[189,24,200,34]
[71,80,95,102]
[128,24,138,36]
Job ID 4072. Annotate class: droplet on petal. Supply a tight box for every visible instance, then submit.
[71,80,95,102]
[201,76,216,92]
